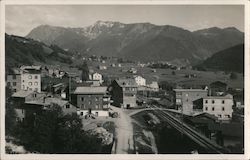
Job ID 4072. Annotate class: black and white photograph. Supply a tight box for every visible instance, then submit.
[1,0,249,160]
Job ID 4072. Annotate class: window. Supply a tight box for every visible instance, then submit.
[35,75,38,79]
[28,82,32,86]
[81,97,84,101]
[7,82,10,86]
[33,94,37,98]
[222,100,225,104]
[212,107,215,111]
[13,75,16,79]
[205,100,208,104]
[34,82,38,86]
[205,107,208,111]
[66,104,70,109]
[23,80,25,82]
[222,107,225,111]
[13,82,16,86]
[212,100,215,104]
[28,75,32,79]
[21,109,24,114]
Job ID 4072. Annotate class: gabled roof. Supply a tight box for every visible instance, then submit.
[25,97,69,107]
[45,98,68,106]
[12,90,34,98]
[192,112,218,120]
[115,78,137,87]
[210,81,227,87]
[74,86,107,94]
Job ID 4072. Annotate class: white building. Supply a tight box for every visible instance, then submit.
[147,81,159,92]
[98,65,107,70]
[89,72,103,84]
[203,94,234,121]
[7,66,42,93]
[133,75,146,86]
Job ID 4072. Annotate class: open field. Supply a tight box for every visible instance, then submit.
[87,59,244,89]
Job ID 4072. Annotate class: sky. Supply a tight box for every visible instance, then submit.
[5,5,244,36]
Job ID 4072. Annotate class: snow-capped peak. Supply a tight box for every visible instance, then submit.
[94,20,115,28]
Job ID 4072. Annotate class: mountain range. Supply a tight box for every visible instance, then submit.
[26,21,244,64]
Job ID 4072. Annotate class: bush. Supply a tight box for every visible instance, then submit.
[12,104,105,153]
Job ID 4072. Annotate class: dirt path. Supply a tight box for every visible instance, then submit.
[110,105,134,154]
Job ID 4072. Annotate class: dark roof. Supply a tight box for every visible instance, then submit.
[210,81,227,87]
[115,78,137,87]
[192,112,218,121]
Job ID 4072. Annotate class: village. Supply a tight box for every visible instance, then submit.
[5,55,244,154]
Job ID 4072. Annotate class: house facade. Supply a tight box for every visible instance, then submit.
[6,74,22,92]
[73,86,110,117]
[174,89,208,115]
[11,90,46,121]
[89,72,103,84]
[134,75,146,86]
[12,90,76,122]
[147,81,159,92]
[111,78,137,108]
[203,94,234,121]
[21,69,41,92]
[7,66,42,93]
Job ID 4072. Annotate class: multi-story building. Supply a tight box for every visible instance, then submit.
[73,86,110,117]
[203,94,233,121]
[110,78,137,108]
[147,81,159,92]
[20,66,42,92]
[134,75,146,86]
[174,89,208,115]
[7,66,42,93]
[12,90,77,122]
[6,73,22,92]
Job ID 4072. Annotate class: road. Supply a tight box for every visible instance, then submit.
[110,105,134,154]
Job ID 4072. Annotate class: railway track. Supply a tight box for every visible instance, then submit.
[151,105,227,154]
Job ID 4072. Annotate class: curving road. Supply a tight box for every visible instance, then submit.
[110,105,135,154]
